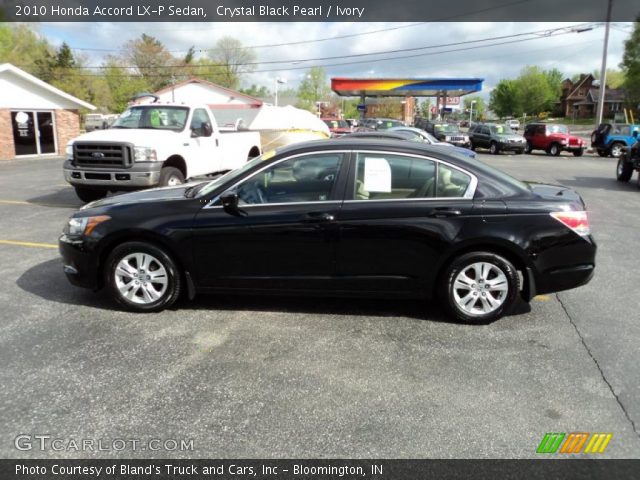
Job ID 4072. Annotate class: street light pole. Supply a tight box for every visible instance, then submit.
[274,77,286,107]
[595,0,613,126]
[469,100,476,124]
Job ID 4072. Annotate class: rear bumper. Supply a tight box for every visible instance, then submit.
[536,263,595,295]
[63,160,162,188]
[59,235,99,290]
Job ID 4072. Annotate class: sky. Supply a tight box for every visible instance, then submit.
[37,21,634,99]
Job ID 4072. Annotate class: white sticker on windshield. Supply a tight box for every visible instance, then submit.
[364,157,391,193]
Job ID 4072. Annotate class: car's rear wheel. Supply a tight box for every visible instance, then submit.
[524,142,532,154]
[489,142,499,155]
[617,158,633,182]
[74,187,107,203]
[105,242,182,312]
[440,252,520,323]
[549,143,561,156]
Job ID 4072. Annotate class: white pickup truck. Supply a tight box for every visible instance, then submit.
[63,103,262,202]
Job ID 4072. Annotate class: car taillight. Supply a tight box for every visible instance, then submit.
[550,211,590,236]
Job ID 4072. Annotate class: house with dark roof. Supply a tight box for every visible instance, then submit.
[557,74,625,119]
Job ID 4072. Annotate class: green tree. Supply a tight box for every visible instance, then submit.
[489,79,520,118]
[122,34,177,91]
[240,84,270,98]
[591,68,626,89]
[621,17,640,107]
[463,95,486,120]
[0,24,54,79]
[297,67,331,113]
[101,58,150,112]
[207,37,256,89]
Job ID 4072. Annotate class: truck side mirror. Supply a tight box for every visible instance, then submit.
[202,122,213,137]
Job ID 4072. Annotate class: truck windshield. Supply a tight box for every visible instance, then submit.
[435,124,460,134]
[111,106,189,132]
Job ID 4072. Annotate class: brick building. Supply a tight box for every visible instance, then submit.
[0,63,95,160]
[558,74,625,119]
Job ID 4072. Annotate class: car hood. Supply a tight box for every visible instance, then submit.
[81,184,195,210]
[70,128,182,145]
[498,134,525,141]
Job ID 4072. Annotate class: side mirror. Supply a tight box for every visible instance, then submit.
[202,122,213,137]
[221,191,239,210]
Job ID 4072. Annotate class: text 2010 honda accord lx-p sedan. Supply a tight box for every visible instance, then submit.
[59,139,596,323]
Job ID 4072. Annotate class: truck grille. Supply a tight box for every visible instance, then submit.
[74,142,132,168]
[448,136,466,143]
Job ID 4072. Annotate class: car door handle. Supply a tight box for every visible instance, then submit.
[428,207,462,218]
[304,212,335,223]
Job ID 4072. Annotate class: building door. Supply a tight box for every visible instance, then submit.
[10,111,57,156]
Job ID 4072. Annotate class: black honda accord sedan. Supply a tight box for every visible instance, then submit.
[59,139,596,323]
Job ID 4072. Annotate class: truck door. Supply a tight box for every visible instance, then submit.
[186,108,221,178]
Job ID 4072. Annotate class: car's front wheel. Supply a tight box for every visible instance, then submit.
[616,158,633,182]
[489,142,500,155]
[440,252,520,323]
[573,149,584,157]
[105,242,182,312]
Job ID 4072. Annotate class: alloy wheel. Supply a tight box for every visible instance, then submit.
[452,262,509,316]
[114,252,169,305]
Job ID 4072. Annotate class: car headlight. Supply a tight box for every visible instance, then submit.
[65,215,111,236]
[134,147,158,162]
[65,144,73,158]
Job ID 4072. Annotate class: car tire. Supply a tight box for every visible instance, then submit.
[524,142,532,154]
[489,142,499,155]
[549,143,561,156]
[470,141,476,151]
[516,149,524,155]
[159,166,185,187]
[440,251,520,324]
[597,149,608,157]
[105,241,182,312]
[573,149,584,157]
[74,187,107,203]
[610,142,624,158]
[616,158,633,182]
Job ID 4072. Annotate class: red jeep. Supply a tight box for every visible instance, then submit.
[523,123,585,157]
[322,118,352,137]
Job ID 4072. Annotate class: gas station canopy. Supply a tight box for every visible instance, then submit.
[331,78,484,97]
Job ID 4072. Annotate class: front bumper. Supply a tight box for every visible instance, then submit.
[59,235,99,290]
[63,159,162,188]
[562,145,585,153]
[498,141,526,151]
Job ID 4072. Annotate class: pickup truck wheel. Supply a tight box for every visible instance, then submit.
[610,142,624,158]
[159,167,185,186]
[597,149,607,157]
[616,158,633,182]
[573,149,584,157]
[489,142,500,155]
[74,187,107,203]
[549,143,561,156]
[105,241,182,312]
[440,251,519,324]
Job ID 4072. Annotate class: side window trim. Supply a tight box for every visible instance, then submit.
[344,150,477,202]
[204,150,350,209]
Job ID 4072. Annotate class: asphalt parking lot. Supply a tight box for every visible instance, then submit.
[0,151,639,459]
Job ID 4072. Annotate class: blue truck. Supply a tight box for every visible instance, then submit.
[591,123,640,158]
[615,130,640,187]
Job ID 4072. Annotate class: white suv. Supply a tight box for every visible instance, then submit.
[506,119,520,131]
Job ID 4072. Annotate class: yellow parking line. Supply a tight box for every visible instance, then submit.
[0,199,77,208]
[0,239,58,249]
[534,295,551,301]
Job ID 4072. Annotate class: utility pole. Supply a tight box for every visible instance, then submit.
[595,0,613,126]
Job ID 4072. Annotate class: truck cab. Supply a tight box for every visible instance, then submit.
[63,103,261,202]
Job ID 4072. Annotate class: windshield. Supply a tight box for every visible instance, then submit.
[548,125,569,134]
[324,119,349,129]
[434,124,460,134]
[111,106,189,131]
[196,153,269,198]
[491,125,515,135]
[376,119,404,130]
